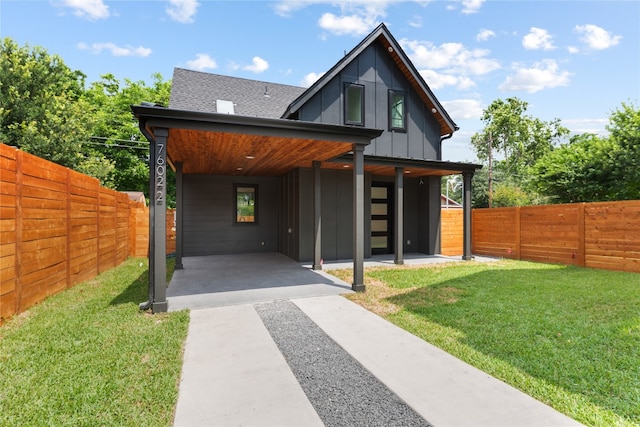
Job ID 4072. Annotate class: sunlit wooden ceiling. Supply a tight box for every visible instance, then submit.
[168,128,354,175]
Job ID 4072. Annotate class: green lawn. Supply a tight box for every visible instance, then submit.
[0,258,189,427]
[338,260,640,427]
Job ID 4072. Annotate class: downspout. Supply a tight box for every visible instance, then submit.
[439,133,453,159]
[138,117,155,311]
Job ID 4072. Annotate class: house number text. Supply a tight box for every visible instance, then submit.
[155,142,165,206]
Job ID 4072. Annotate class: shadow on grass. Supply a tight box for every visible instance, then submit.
[110,270,148,306]
[384,265,640,422]
[110,259,176,307]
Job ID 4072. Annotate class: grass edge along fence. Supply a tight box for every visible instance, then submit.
[472,201,640,273]
[0,143,175,323]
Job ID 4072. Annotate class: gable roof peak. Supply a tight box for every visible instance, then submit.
[282,23,458,137]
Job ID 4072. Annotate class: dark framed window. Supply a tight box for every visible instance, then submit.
[234,184,258,224]
[389,90,406,131]
[345,83,364,126]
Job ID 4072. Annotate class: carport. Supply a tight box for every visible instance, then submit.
[132,104,382,313]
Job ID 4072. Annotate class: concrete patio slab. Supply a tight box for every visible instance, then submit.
[167,253,352,311]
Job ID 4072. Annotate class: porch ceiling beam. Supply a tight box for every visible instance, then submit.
[330,153,482,175]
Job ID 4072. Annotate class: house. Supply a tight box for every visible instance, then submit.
[132,23,481,312]
[441,195,463,209]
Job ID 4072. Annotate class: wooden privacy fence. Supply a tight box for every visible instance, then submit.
[0,144,176,322]
[472,201,640,273]
[440,208,463,256]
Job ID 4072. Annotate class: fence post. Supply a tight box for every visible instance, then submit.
[65,168,71,289]
[577,203,586,267]
[15,150,23,315]
[515,206,521,260]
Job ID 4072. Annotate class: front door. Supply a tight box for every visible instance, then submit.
[371,183,393,255]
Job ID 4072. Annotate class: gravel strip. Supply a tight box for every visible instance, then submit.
[255,300,433,427]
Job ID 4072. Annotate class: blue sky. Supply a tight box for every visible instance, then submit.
[2,0,638,162]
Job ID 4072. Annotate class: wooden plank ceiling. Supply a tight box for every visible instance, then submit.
[168,128,354,175]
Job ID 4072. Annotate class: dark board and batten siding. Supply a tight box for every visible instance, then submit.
[297,40,441,161]
[182,175,280,256]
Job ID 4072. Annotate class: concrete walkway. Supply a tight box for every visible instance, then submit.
[170,254,583,426]
[174,297,582,426]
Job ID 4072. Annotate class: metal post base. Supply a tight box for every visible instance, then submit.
[352,283,366,292]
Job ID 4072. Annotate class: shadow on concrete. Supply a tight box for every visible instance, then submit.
[166,253,352,311]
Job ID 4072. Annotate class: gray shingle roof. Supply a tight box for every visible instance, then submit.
[169,68,306,119]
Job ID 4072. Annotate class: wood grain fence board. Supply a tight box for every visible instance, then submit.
[471,200,640,272]
[0,147,18,322]
[440,209,463,256]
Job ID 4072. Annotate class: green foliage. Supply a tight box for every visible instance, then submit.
[0,38,90,167]
[83,73,174,204]
[531,102,640,203]
[0,258,189,426]
[608,102,640,199]
[362,261,640,426]
[470,98,569,207]
[491,183,533,207]
[531,133,619,203]
[471,98,569,175]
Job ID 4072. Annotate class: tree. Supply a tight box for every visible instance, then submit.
[530,133,619,203]
[83,73,174,204]
[608,102,640,199]
[0,38,91,167]
[531,102,640,203]
[471,97,569,206]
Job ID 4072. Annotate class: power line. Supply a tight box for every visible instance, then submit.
[82,137,149,150]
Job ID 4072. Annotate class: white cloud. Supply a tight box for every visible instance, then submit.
[61,0,109,20]
[318,12,373,36]
[186,53,217,71]
[408,15,423,28]
[301,72,325,87]
[243,56,269,73]
[567,46,580,54]
[166,0,199,23]
[441,99,483,120]
[273,0,313,17]
[78,42,152,57]
[575,24,621,50]
[562,118,609,135]
[461,0,485,14]
[402,39,501,76]
[522,27,555,50]
[499,60,572,93]
[419,69,475,90]
[476,29,495,42]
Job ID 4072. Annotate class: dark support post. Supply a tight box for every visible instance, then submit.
[394,167,404,265]
[352,144,365,292]
[175,162,184,270]
[313,161,322,270]
[152,128,168,312]
[462,171,474,261]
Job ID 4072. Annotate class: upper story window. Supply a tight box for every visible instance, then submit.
[389,90,406,131]
[345,83,364,126]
